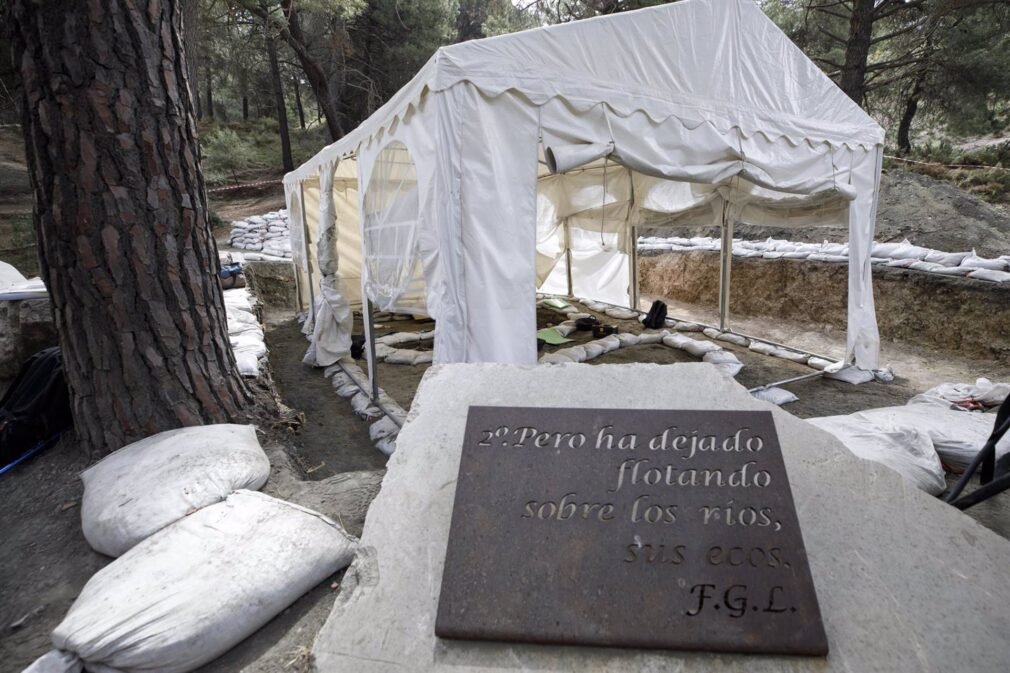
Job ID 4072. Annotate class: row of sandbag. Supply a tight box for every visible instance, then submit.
[324,358,407,455]
[224,287,266,377]
[540,296,883,386]
[372,329,436,366]
[638,236,1010,283]
[27,424,356,673]
[808,379,1010,496]
[538,321,744,378]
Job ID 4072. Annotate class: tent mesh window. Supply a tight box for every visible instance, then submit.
[362,141,425,312]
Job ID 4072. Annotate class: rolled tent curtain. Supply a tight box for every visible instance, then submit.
[304,161,354,367]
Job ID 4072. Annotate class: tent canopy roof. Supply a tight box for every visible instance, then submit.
[286,0,883,185]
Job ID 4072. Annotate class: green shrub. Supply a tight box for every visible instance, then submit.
[202,128,258,185]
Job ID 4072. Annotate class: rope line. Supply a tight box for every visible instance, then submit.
[884,154,1009,172]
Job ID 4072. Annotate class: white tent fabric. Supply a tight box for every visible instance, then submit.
[284,0,884,368]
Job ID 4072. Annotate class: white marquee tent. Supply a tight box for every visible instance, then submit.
[283,0,884,377]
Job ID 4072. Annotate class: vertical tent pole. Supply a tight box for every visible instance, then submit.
[718,201,733,332]
[564,217,574,298]
[360,286,379,402]
[629,223,639,310]
[298,182,316,320]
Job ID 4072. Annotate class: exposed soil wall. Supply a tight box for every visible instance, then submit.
[639,250,1010,361]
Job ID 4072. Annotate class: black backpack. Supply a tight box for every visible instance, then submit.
[0,347,73,468]
[642,300,668,329]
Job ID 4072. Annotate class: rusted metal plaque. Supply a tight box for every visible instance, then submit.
[436,407,828,656]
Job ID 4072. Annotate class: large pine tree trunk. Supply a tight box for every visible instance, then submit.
[897,81,923,154]
[9,0,251,454]
[838,0,876,105]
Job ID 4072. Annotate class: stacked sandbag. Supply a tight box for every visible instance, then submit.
[80,424,270,557]
[228,210,292,259]
[27,491,356,673]
[638,235,1010,284]
[223,287,265,376]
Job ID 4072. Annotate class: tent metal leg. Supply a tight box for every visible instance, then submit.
[361,293,379,402]
[298,183,316,321]
[629,224,639,310]
[564,218,574,299]
[718,210,733,332]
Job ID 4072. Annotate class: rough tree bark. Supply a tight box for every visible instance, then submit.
[266,31,294,172]
[182,0,201,119]
[292,75,306,130]
[838,0,876,105]
[897,80,923,154]
[9,0,251,454]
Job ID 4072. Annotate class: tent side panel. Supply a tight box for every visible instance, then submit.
[846,146,882,369]
[456,85,540,364]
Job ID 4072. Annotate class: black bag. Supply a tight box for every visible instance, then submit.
[574,316,600,331]
[642,300,668,329]
[592,324,617,338]
[0,347,73,468]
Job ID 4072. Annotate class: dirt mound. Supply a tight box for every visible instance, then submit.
[875,169,1010,256]
[640,169,1010,256]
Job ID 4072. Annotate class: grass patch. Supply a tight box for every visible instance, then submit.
[0,213,38,277]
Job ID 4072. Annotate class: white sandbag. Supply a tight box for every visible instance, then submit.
[968,268,1010,283]
[924,250,971,266]
[807,416,945,495]
[807,357,836,371]
[927,265,973,276]
[234,350,260,377]
[751,387,798,406]
[554,322,578,337]
[702,350,743,377]
[885,258,918,268]
[871,241,904,257]
[781,251,811,259]
[80,425,269,558]
[851,404,1009,474]
[385,348,420,365]
[29,491,354,673]
[350,391,382,419]
[369,416,400,442]
[376,437,397,456]
[556,345,588,363]
[636,331,667,345]
[598,334,622,353]
[681,338,720,359]
[770,347,809,364]
[583,341,606,360]
[887,240,930,261]
[824,365,875,385]
[960,253,1008,271]
[539,352,576,365]
[662,333,694,350]
[916,378,1010,408]
[604,307,639,320]
[616,332,640,347]
[0,261,27,291]
[702,329,749,347]
[807,253,848,263]
[671,320,703,332]
[819,241,848,256]
[748,341,777,356]
[909,261,948,274]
